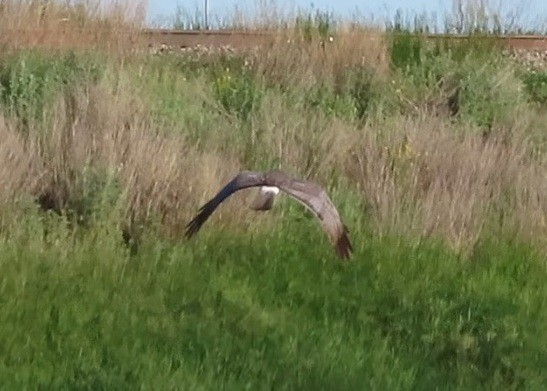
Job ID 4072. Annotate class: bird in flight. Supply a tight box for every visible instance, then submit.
[185,170,353,260]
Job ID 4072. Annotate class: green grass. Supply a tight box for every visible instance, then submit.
[0,50,103,128]
[523,71,547,105]
[0,210,545,389]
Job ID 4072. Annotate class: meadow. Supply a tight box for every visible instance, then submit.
[0,1,546,389]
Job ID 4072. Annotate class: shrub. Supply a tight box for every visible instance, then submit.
[212,68,262,121]
[0,51,103,127]
[305,84,357,119]
[522,71,547,105]
[458,62,524,130]
[389,33,423,70]
[388,37,525,130]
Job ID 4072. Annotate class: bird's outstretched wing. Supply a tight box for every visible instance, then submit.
[278,179,353,260]
[185,171,265,238]
[185,170,353,260]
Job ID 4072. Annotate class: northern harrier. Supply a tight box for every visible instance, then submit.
[185,170,353,260]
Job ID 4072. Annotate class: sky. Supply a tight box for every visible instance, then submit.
[147,0,547,30]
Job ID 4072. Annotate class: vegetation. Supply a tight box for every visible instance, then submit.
[0,1,546,389]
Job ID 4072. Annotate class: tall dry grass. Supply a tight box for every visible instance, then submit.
[0,77,255,239]
[247,86,547,251]
[346,115,547,251]
[252,25,389,89]
[0,19,545,253]
[2,69,545,252]
[0,0,147,51]
[0,115,42,205]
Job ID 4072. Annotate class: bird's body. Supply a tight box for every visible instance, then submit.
[185,170,353,260]
[250,186,280,211]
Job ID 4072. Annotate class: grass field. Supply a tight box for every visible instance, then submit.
[1,211,545,389]
[0,1,546,389]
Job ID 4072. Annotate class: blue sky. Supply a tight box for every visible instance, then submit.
[147,0,547,29]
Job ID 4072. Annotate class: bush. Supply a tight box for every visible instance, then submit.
[458,62,524,129]
[305,84,357,119]
[388,37,524,130]
[522,71,547,105]
[390,33,423,70]
[0,51,103,127]
[212,68,262,121]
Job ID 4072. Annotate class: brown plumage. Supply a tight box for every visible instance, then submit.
[185,170,353,260]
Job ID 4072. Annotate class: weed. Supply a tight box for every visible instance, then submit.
[212,67,263,121]
[0,50,103,127]
[390,33,423,70]
[523,71,547,105]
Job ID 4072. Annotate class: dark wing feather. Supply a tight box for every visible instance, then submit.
[185,171,265,238]
[276,179,353,260]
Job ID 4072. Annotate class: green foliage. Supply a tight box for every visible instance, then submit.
[0,50,103,127]
[306,84,357,119]
[390,33,424,70]
[66,166,124,226]
[428,37,502,64]
[134,56,214,127]
[389,37,525,129]
[522,71,547,104]
[348,67,378,120]
[0,213,545,389]
[212,67,262,121]
[303,67,385,121]
[457,65,521,129]
[419,38,517,129]
[390,34,503,77]
[295,10,334,41]
[387,9,438,34]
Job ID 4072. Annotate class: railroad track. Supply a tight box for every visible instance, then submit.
[142,29,547,51]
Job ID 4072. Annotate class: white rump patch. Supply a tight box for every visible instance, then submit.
[261,186,280,195]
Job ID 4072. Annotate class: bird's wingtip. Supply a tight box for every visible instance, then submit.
[335,229,353,260]
[184,215,202,239]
